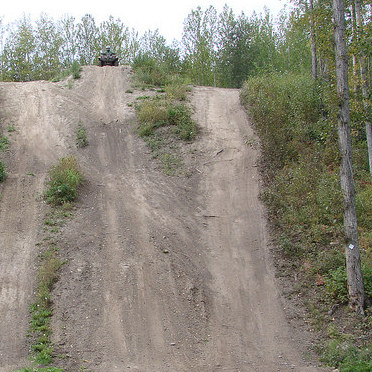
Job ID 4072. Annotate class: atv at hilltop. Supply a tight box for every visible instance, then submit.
[98,47,119,67]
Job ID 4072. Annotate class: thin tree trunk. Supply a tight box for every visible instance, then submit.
[355,0,372,176]
[308,0,318,80]
[332,0,365,315]
[351,1,360,92]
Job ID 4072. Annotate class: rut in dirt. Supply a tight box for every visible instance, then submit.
[0,67,328,372]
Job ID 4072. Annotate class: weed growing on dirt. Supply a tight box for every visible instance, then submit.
[0,160,6,182]
[76,122,88,148]
[0,135,9,150]
[136,100,196,141]
[240,72,371,371]
[45,156,83,205]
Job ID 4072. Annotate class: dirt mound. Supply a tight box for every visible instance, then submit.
[0,67,329,371]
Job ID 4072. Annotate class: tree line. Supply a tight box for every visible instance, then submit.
[0,5,326,85]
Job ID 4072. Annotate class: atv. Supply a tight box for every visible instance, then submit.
[98,47,119,67]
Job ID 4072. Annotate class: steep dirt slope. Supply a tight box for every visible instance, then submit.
[0,79,82,371]
[0,67,329,372]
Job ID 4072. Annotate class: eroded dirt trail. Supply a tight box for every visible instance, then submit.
[191,87,323,371]
[0,81,78,371]
[0,68,328,372]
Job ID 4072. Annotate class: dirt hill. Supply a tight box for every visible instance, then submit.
[0,66,329,372]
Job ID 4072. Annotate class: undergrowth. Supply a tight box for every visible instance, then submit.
[240,72,371,371]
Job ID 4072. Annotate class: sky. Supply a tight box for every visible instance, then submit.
[1,0,287,42]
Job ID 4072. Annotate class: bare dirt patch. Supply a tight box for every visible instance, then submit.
[0,67,331,372]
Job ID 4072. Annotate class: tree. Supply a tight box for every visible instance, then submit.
[76,14,99,65]
[2,16,36,81]
[308,0,318,79]
[249,9,279,75]
[59,15,78,68]
[98,16,130,63]
[217,7,255,87]
[332,0,365,314]
[182,6,218,85]
[34,14,63,80]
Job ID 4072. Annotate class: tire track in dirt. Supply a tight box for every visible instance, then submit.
[191,87,326,371]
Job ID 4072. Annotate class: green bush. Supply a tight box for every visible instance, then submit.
[71,61,81,79]
[45,156,83,205]
[0,161,6,182]
[76,122,88,148]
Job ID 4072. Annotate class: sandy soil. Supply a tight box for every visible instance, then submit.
[0,66,330,372]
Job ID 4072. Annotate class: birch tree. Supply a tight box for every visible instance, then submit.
[332,0,365,314]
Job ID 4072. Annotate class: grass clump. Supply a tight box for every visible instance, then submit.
[45,156,83,205]
[0,136,9,151]
[76,122,88,148]
[0,160,6,182]
[136,100,196,141]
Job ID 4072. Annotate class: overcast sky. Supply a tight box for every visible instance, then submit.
[1,0,287,42]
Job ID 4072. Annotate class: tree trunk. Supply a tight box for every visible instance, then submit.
[308,0,318,80]
[351,1,360,93]
[332,0,365,315]
[355,0,372,176]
